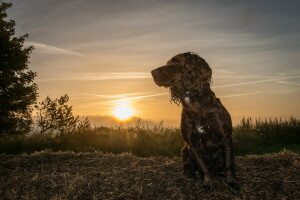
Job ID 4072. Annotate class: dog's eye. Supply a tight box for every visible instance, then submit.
[172,61,177,65]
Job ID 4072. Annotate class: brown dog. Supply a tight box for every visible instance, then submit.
[151,52,238,191]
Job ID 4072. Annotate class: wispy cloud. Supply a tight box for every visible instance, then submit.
[99,90,263,104]
[71,92,149,99]
[35,72,152,82]
[220,91,262,98]
[25,41,85,56]
[276,81,300,86]
[101,93,168,105]
[77,73,151,80]
[213,76,300,88]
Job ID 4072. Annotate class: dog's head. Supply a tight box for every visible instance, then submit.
[151,52,212,104]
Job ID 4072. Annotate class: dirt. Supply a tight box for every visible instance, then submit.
[0,150,299,200]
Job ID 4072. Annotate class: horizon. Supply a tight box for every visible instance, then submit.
[7,0,300,126]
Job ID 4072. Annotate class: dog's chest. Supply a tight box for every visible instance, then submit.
[187,112,218,145]
[193,121,210,140]
[183,96,219,142]
[192,121,222,154]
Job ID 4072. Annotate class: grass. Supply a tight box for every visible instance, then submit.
[0,116,299,157]
[1,150,299,199]
[233,116,300,155]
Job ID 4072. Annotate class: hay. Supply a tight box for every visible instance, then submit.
[0,150,299,200]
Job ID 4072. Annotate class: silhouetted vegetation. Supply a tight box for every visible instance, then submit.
[234,116,300,155]
[0,116,299,156]
[0,2,38,135]
[35,94,90,135]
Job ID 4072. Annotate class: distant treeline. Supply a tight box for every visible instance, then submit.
[0,116,299,156]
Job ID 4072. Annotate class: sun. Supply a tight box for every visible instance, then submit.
[112,103,135,120]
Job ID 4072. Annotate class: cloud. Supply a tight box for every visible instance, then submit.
[71,92,150,99]
[101,93,169,105]
[276,81,300,86]
[220,91,262,98]
[213,76,300,88]
[99,90,264,104]
[35,72,152,82]
[77,73,151,80]
[25,41,85,56]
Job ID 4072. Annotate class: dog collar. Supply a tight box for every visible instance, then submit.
[184,91,191,104]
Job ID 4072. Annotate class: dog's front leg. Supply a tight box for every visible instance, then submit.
[223,134,239,190]
[186,145,211,188]
[181,112,211,191]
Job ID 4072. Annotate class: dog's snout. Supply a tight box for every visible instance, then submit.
[151,69,156,76]
[151,69,158,78]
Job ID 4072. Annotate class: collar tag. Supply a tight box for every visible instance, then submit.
[184,96,190,104]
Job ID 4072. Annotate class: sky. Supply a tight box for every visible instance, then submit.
[6,0,300,126]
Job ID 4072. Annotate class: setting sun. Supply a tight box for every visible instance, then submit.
[112,103,135,120]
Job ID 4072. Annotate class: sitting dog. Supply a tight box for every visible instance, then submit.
[151,52,238,191]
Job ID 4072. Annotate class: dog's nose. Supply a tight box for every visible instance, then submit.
[151,69,156,77]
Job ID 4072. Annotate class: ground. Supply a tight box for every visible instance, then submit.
[0,150,299,200]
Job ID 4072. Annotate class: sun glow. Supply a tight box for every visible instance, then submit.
[112,103,135,120]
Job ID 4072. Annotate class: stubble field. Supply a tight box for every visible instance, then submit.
[0,150,299,200]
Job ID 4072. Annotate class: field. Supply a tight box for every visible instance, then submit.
[0,150,299,200]
[0,117,299,199]
[1,117,300,157]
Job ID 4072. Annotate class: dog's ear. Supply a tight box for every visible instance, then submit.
[182,53,212,93]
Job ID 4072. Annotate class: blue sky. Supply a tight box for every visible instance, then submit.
[6,0,300,125]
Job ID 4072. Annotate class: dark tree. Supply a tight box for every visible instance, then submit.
[0,2,38,134]
[35,94,80,135]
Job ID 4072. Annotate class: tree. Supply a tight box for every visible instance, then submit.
[35,94,87,135]
[0,2,38,134]
[77,117,91,131]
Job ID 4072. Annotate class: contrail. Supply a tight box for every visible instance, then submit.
[213,76,300,88]
[220,91,262,98]
[71,92,149,99]
[79,72,151,80]
[101,93,169,105]
[276,81,300,86]
[25,41,85,57]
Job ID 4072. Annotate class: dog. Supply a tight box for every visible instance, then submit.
[151,52,239,191]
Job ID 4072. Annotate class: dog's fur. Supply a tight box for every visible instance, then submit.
[151,52,238,190]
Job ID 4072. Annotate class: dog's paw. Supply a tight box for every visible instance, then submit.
[184,170,197,179]
[202,183,212,192]
[202,176,212,192]
[226,180,240,191]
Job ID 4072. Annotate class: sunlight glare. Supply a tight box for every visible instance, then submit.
[112,103,135,120]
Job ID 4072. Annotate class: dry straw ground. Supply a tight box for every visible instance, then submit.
[0,150,299,200]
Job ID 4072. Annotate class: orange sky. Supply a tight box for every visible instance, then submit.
[8,0,300,126]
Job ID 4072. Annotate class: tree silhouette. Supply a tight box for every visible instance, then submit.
[35,94,80,135]
[0,2,38,134]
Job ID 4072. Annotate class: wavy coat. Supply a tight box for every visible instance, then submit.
[151,52,239,190]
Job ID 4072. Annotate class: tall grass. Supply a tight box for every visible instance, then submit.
[233,116,300,155]
[0,116,299,156]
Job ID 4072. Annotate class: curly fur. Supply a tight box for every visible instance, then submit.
[151,52,239,191]
[169,52,213,105]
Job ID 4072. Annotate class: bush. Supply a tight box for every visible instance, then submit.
[35,94,91,135]
[0,116,299,156]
